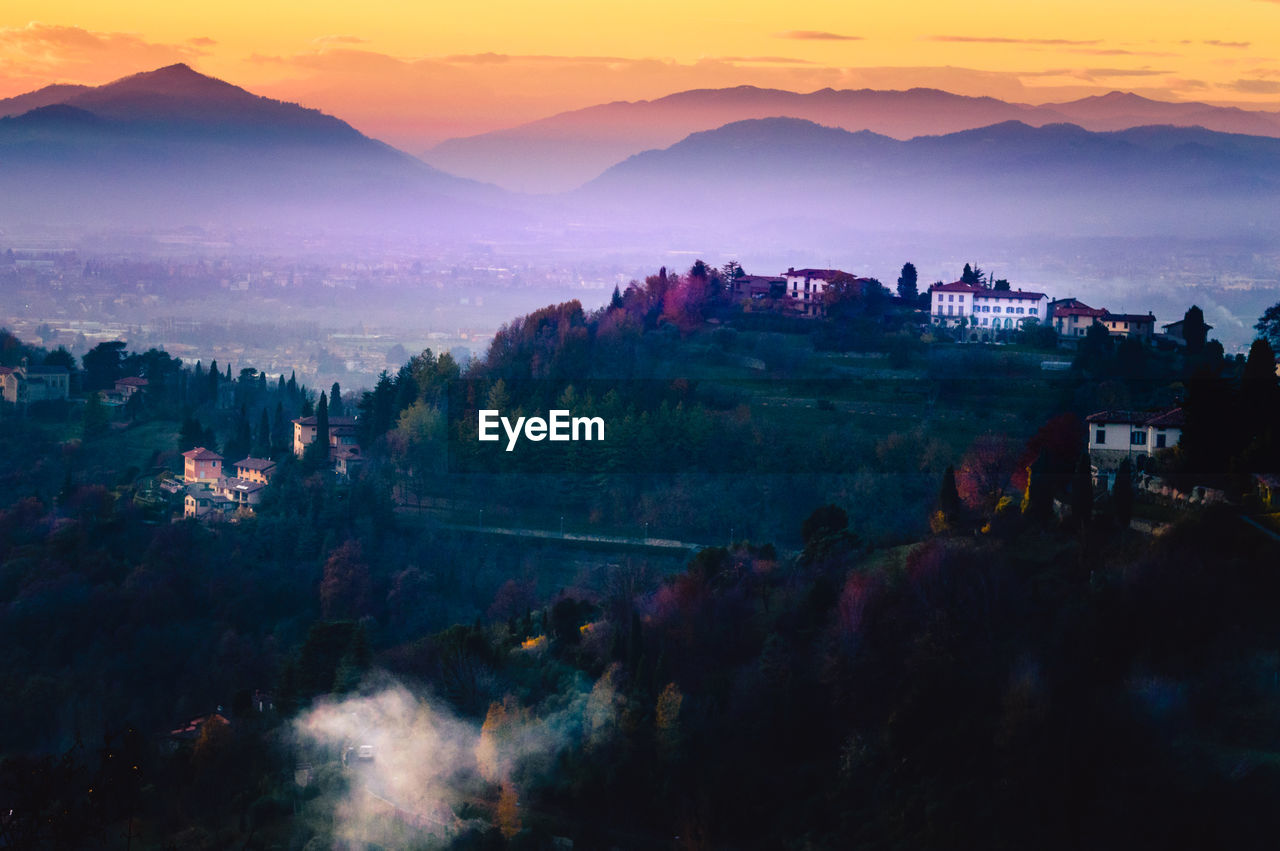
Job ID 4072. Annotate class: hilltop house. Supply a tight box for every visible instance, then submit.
[1086,408,1184,469]
[781,268,859,317]
[1049,299,1156,341]
[1160,317,1214,348]
[728,274,785,304]
[292,415,358,459]
[928,282,1049,334]
[0,361,70,406]
[1100,313,1156,341]
[113,376,148,400]
[182,447,223,484]
[184,489,234,520]
[232,457,275,484]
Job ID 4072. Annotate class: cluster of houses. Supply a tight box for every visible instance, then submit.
[180,413,365,521]
[726,265,1202,349]
[180,448,275,520]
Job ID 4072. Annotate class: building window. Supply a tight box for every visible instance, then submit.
[947,305,953,315]
[1155,432,1166,448]
[1030,308,1037,315]
[993,306,1001,313]
[1095,428,1106,444]
[1131,431,1146,446]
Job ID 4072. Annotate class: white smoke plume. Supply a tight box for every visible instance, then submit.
[291,667,625,846]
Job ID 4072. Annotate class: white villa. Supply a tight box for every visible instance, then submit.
[1086,408,1184,469]
[928,282,1049,334]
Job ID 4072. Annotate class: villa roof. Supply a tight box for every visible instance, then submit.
[182,446,223,461]
[1086,407,1184,428]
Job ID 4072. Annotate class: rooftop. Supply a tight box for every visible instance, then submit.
[182,446,223,461]
[1087,407,1184,428]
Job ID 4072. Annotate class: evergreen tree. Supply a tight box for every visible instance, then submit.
[896,262,918,301]
[304,392,330,468]
[255,408,271,457]
[938,465,961,522]
[1181,305,1209,355]
[207,359,219,404]
[611,285,624,310]
[82,391,109,438]
[329,382,344,418]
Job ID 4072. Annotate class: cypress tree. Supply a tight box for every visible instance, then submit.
[329,381,344,417]
[939,465,961,522]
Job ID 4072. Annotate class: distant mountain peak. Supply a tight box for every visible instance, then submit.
[81,63,242,99]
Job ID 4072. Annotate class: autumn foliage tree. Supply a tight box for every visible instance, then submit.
[319,539,370,620]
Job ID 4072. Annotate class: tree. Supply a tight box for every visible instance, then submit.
[1241,337,1280,467]
[1182,305,1209,355]
[81,391,109,438]
[81,341,127,391]
[319,540,370,620]
[956,434,1015,514]
[1113,457,1134,529]
[1256,301,1280,350]
[329,382,344,417]
[896,262,918,301]
[992,278,1011,291]
[938,465,961,521]
[304,392,330,468]
[960,263,985,285]
[1021,450,1054,524]
[610,285,624,310]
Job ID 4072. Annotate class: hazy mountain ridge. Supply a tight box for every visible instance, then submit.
[0,64,508,234]
[425,85,1280,192]
[576,117,1280,241]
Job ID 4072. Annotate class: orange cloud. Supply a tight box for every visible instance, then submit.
[774,31,861,41]
[0,21,207,93]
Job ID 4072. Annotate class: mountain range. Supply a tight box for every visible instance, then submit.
[3,65,1280,247]
[0,64,501,234]
[576,116,1280,241]
[424,86,1280,192]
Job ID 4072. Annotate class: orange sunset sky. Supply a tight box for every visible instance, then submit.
[3,1,1280,150]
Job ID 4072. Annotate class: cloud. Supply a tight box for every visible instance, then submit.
[1068,48,1180,56]
[1229,78,1280,94]
[314,35,368,46]
[188,36,217,48]
[1204,39,1251,48]
[0,21,207,89]
[1084,67,1173,77]
[715,56,816,65]
[774,30,862,41]
[927,35,1101,45]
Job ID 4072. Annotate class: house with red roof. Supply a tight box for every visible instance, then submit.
[113,376,148,401]
[182,446,223,484]
[929,282,1049,335]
